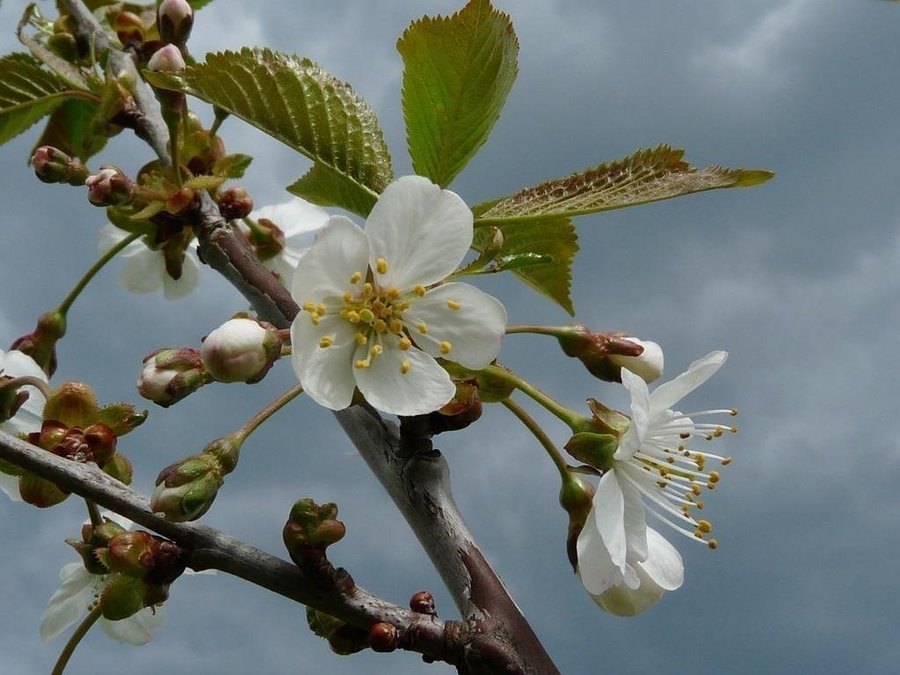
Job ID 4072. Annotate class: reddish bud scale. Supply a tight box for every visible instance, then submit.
[218,187,254,220]
[409,590,436,615]
[368,623,400,653]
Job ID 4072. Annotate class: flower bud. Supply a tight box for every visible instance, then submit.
[559,473,595,570]
[564,432,618,471]
[151,452,224,522]
[157,0,194,47]
[283,498,347,564]
[32,146,89,186]
[428,380,482,433]
[242,217,286,261]
[306,608,369,655]
[18,473,68,508]
[43,381,99,428]
[137,347,211,407]
[147,43,186,72]
[409,591,436,615]
[201,318,282,384]
[557,327,664,384]
[106,530,156,578]
[10,309,67,376]
[100,573,146,620]
[218,187,254,221]
[368,623,400,653]
[86,166,134,206]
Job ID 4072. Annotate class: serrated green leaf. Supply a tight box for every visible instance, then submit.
[0,52,89,146]
[188,0,215,9]
[475,145,775,224]
[398,0,518,187]
[287,162,377,217]
[31,98,108,162]
[472,217,578,314]
[212,153,252,179]
[145,48,392,215]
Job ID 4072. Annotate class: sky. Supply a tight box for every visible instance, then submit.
[1,1,899,673]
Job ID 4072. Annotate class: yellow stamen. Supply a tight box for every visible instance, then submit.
[370,344,383,358]
[417,322,428,334]
[707,539,718,550]
[355,332,368,345]
[302,301,317,313]
[373,318,387,333]
[387,287,400,299]
[318,336,334,348]
[350,271,362,284]
[398,337,412,350]
[355,359,370,369]
[358,308,375,324]
[414,285,426,297]
[697,520,713,534]
[376,258,389,274]
[400,359,411,374]
[446,300,461,311]
[439,341,452,355]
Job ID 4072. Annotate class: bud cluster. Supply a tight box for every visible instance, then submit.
[32,146,89,186]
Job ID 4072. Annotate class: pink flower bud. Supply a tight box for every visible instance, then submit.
[147,43,186,72]
[137,348,210,407]
[201,318,282,383]
[32,146,88,186]
[218,186,254,220]
[157,0,194,46]
[608,337,664,384]
[86,166,134,206]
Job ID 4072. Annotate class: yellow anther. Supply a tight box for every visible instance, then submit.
[721,457,733,466]
[418,322,428,334]
[693,531,703,539]
[658,467,669,477]
[373,319,387,333]
[696,501,705,510]
[372,299,386,313]
[697,520,713,534]
[707,539,718,550]
[730,408,738,416]
[303,301,317,313]
[359,308,375,324]
[708,471,721,484]
[350,271,362,284]
[447,300,461,311]
[706,482,717,491]
[389,319,403,334]
[730,426,738,434]
[355,332,368,345]
[400,359,411,374]
[318,336,334,348]
[376,258,389,274]
[439,340,452,355]
[310,315,320,326]
[342,291,353,303]
[657,480,667,489]
[398,337,412,350]
[354,359,370,369]
[362,282,374,297]
[414,285,426,297]
[691,483,702,496]
[317,303,327,315]
[370,344,383,357]
[346,310,361,324]
[387,287,400,299]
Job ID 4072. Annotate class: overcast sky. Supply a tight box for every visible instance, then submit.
[2,1,899,673]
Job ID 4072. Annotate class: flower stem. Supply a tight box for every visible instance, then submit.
[85,499,103,528]
[483,365,582,429]
[505,324,573,337]
[234,384,304,443]
[0,375,52,400]
[58,232,142,314]
[501,397,569,480]
[51,604,102,675]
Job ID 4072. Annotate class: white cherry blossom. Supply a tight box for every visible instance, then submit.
[0,349,47,502]
[290,176,507,416]
[99,223,200,300]
[577,351,736,615]
[247,197,329,285]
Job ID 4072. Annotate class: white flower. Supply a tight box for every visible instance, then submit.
[0,349,47,502]
[40,513,164,645]
[608,337,664,383]
[248,197,329,285]
[290,176,507,416]
[99,224,200,300]
[576,351,735,615]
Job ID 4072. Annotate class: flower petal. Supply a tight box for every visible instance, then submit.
[639,527,684,591]
[0,472,21,501]
[590,562,667,617]
[618,468,648,564]
[405,282,507,369]
[119,247,164,294]
[40,563,96,641]
[98,223,139,256]
[291,313,359,411]
[576,471,627,595]
[251,197,329,239]
[576,513,623,596]
[0,349,47,434]
[353,344,455,416]
[616,368,651,460]
[161,249,200,301]
[290,216,368,303]
[366,176,473,289]
[609,338,664,383]
[649,351,727,417]
[101,606,165,645]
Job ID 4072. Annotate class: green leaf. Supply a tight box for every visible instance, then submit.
[472,217,578,314]
[31,98,108,162]
[287,162,377,217]
[145,48,393,215]
[475,145,775,224]
[0,53,84,146]
[212,153,253,179]
[398,0,518,187]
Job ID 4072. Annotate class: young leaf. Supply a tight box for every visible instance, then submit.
[475,145,775,224]
[0,53,89,146]
[398,0,518,187]
[31,98,109,162]
[287,163,377,217]
[472,217,578,314]
[145,48,393,214]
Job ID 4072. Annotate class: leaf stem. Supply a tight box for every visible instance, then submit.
[51,604,102,675]
[58,232,141,314]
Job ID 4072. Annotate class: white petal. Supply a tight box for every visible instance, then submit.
[120,248,164,294]
[578,471,627,592]
[366,177,473,289]
[0,349,47,433]
[649,351,728,417]
[0,472,21,501]
[619,468,648,563]
[290,216,368,303]
[639,527,684,591]
[405,283,507,369]
[616,368,651,460]
[353,344,455,416]
[98,223,139,255]
[161,248,201,301]
[590,563,667,617]
[250,197,329,238]
[101,605,165,645]
[608,338,664,383]
[291,313,359,411]
[40,564,96,641]
[576,514,624,596]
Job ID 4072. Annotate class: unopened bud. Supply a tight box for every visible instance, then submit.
[608,337,664,384]
[18,473,68,508]
[428,380,482,433]
[157,0,194,46]
[284,498,346,563]
[151,452,224,522]
[564,432,618,471]
[409,591,436,615]
[218,187,254,221]
[32,146,88,186]
[147,43,186,72]
[43,381,99,428]
[368,623,400,653]
[557,328,664,384]
[10,309,67,376]
[559,473,595,571]
[201,318,282,384]
[86,166,134,206]
[137,347,211,407]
